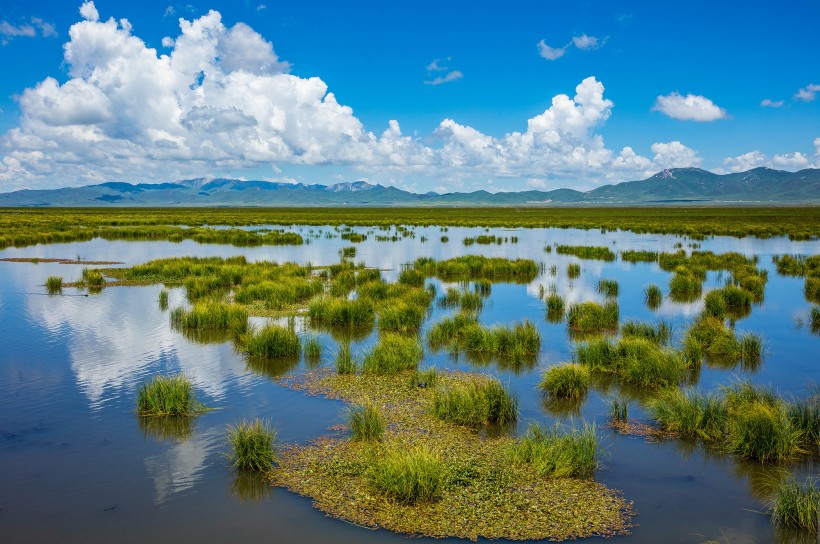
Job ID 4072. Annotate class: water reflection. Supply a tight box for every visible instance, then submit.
[230,470,274,503]
[143,428,220,504]
[139,415,196,443]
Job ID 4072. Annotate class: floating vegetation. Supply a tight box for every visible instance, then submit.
[566,301,619,335]
[768,475,820,532]
[241,324,301,358]
[136,374,206,416]
[361,334,423,374]
[432,378,518,426]
[540,363,591,399]
[412,256,538,283]
[273,369,632,541]
[349,403,384,441]
[510,422,599,478]
[597,279,619,298]
[556,245,616,261]
[227,419,278,471]
[45,275,63,294]
[644,284,663,309]
[567,263,581,279]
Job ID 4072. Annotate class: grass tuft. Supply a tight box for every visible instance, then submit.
[368,445,443,504]
[227,419,278,471]
[137,374,205,416]
[540,363,590,399]
[432,378,518,426]
[242,324,301,358]
[349,404,384,441]
[768,475,820,532]
[362,334,423,374]
[510,422,599,478]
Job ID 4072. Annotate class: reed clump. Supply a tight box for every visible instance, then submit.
[556,245,616,261]
[242,324,301,358]
[620,320,672,345]
[567,263,581,279]
[137,374,205,416]
[768,475,820,532]
[575,336,690,388]
[309,297,375,327]
[510,422,599,478]
[362,334,424,374]
[227,419,278,471]
[158,289,169,310]
[427,313,540,363]
[546,293,565,322]
[412,255,538,283]
[432,378,518,426]
[336,343,358,374]
[170,302,248,332]
[349,404,385,441]
[566,301,619,335]
[46,275,63,293]
[597,279,619,298]
[644,284,663,309]
[541,363,591,399]
[368,445,444,504]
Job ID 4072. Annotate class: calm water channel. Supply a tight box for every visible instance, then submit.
[1,225,818,543]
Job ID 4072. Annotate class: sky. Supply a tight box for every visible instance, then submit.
[0,0,817,193]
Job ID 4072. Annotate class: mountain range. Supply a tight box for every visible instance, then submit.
[1,167,818,207]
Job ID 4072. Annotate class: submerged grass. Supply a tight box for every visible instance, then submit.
[227,419,278,471]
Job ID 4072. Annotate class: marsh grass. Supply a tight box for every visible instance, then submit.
[546,293,565,322]
[362,334,423,374]
[45,275,63,294]
[242,324,301,358]
[336,342,358,374]
[541,363,591,399]
[227,419,278,471]
[303,335,322,362]
[597,279,619,298]
[683,316,763,367]
[82,268,105,288]
[556,245,615,261]
[811,307,820,334]
[725,402,804,463]
[137,374,205,416]
[510,422,599,478]
[413,256,538,283]
[609,398,629,423]
[620,320,672,345]
[377,302,426,333]
[349,404,384,441]
[647,389,727,441]
[788,396,820,449]
[427,313,540,362]
[432,379,518,426]
[621,250,658,263]
[368,445,444,504]
[567,263,581,279]
[566,301,619,335]
[158,289,169,311]
[409,367,439,388]
[644,284,663,310]
[170,302,248,332]
[575,336,689,388]
[768,475,820,532]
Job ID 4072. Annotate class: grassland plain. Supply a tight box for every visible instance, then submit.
[3,206,820,250]
[271,369,632,541]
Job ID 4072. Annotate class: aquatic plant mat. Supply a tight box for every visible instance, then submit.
[272,369,632,540]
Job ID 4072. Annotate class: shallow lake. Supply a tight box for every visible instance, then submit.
[1,225,818,543]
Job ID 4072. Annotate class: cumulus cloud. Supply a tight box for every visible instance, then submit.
[653,92,727,121]
[722,146,818,172]
[572,34,604,50]
[794,84,820,102]
[760,98,784,108]
[650,141,701,168]
[537,39,567,60]
[79,1,99,22]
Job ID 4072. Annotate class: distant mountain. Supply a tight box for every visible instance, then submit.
[0,167,818,207]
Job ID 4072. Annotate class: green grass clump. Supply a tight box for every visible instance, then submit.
[609,398,629,423]
[82,268,105,287]
[137,374,204,416]
[368,445,443,504]
[427,313,540,362]
[704,285,753,318]
[546,293,565,323]
[398,268,426,287]
[170,302,248,332]
[811,306,820,334]
[703,289,727,318]
[46,275,63,293]
[432,379,518,426]
[243,325,301,358]
[621,250,659,263]
[644,284,663,310]
[555,245,616,261]
[541,363,591,399]
[377,302,425,333]
[227,419,277,471]
[647,389,727,440]
[725,401,803,462]
[413,255,538,283]
[567,263,581,279]
[566,301,619,334]
[158,289,169,311]
[303,335,322,360]
[668,269,702,301]
[309,297,375,327]
[336,343,357,374]
[597,279,619,297]
[340,246,356,257]
[805,277,820,304]
[620,320,672,345]
[510,422,599,478]
[788,395,820,448]
[768,475,820,532]
[362,334,423,374]
[575,336,689,388]
[349,404,384,441]
[409,367,439,388]
[683,316,762,366]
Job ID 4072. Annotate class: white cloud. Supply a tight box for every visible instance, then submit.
[0,17,57,44]
[815,137,820,156]
[653,92,727,121]
[537,39,567,60]
[572,34,604,50]
[650,141,701,168]
[794,84,820,102]
[771,152,810,169]
[425,70,463,85]
[722,146,818,172]
[79,1,99,22]
[161,36,174,47]
[760,98,784,108]
[426,59,448,72]
[722,150,767,172]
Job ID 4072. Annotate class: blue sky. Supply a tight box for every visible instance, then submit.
[0,0,817,192]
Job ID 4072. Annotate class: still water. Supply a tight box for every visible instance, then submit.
[1,225,818,543]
